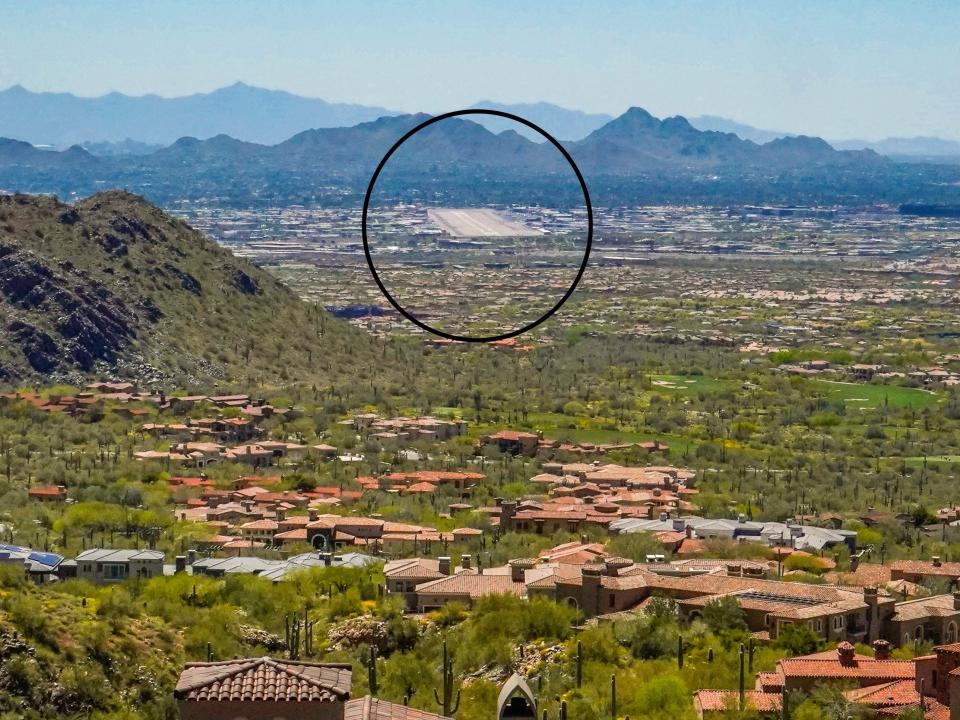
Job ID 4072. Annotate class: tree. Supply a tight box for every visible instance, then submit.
[775,622,823,656]
[701,596,748,640]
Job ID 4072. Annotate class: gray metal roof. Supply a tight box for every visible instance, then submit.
[74,548,165,562]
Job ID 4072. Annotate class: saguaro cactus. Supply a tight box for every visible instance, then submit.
[575,640,583,687]
[610,674,617,720]
[738,643,746,710]
[368,646,378,694]
[433,640,461,716]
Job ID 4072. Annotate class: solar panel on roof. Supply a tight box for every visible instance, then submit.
[0,545,63,566]
[737,591,822,607]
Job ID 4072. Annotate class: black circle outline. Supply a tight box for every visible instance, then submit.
[361,109,593,343]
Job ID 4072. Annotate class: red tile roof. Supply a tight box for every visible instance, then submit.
[694,690,781,713]
[777,657,915,681]
[27,486,66,497]
[174,658,351,703]
[346,696,452,720]
[844,680,920,707]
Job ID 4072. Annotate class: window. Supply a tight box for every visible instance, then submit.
[832,616,844,630]
[609,593,616,608]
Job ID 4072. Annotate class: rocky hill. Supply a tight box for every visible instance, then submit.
[0,191,374,386]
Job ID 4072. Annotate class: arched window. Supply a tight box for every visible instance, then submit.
[948,622,957,643]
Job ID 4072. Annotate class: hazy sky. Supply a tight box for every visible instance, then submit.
[3,0,959,140]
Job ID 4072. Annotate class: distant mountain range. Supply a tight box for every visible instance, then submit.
[0,107,899,206]
[687,115,794,145]
[4,82,959,166]
[689,115,960,163]
[0,82,396,146]
[832,136,960,162]
[467,101,613,141]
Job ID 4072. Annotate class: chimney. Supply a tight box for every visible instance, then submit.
[837,642,856,666]
[685,525,693,539]
[659,512,668,522]
[672,518,685,532]
[933,556,943,567]
[500,501,517,530]
[461,554,471,570]
[604,557,633,575]
[727,563,743,577]
[174,556,186,574]
[510,558,534,582]
[872,639,892,660]
[323,552,332,567]
[850,554,860,572]
[438,556,451,575]
[581,565,603,618]
[308,509,318,522]
[738,514,747,524]
[187,549,197,566]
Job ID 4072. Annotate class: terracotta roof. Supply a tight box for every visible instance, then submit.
[485,430,539,441]
[28,486,66,496]
[891,559,960,577]
[405,482,438,494]
[275,528,308,541]
[892,594,960,622]
[345,696,452,720]
[383,558,447,580]
[415,572,527,599]
[756,672,784,691]
[694,690,781,713]
[174,658,351,702]
[845,680,920,707]
[826,563,894,587]
[777,657,914,681]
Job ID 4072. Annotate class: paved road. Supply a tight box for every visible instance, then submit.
[427,208,542,238]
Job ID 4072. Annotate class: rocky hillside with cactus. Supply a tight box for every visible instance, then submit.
[0,191,377,387]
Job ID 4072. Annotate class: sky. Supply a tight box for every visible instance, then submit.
[2,0,959,141]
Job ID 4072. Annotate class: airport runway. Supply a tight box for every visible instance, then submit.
[427,208,543,238]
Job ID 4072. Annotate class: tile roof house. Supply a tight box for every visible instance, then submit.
[384,556,458,611]
[480,430,541,456]
[891,558,960,585]
[412,558,556,613]
[174,657,351,720]
[694,640,951,718]
[27,485,67,502]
